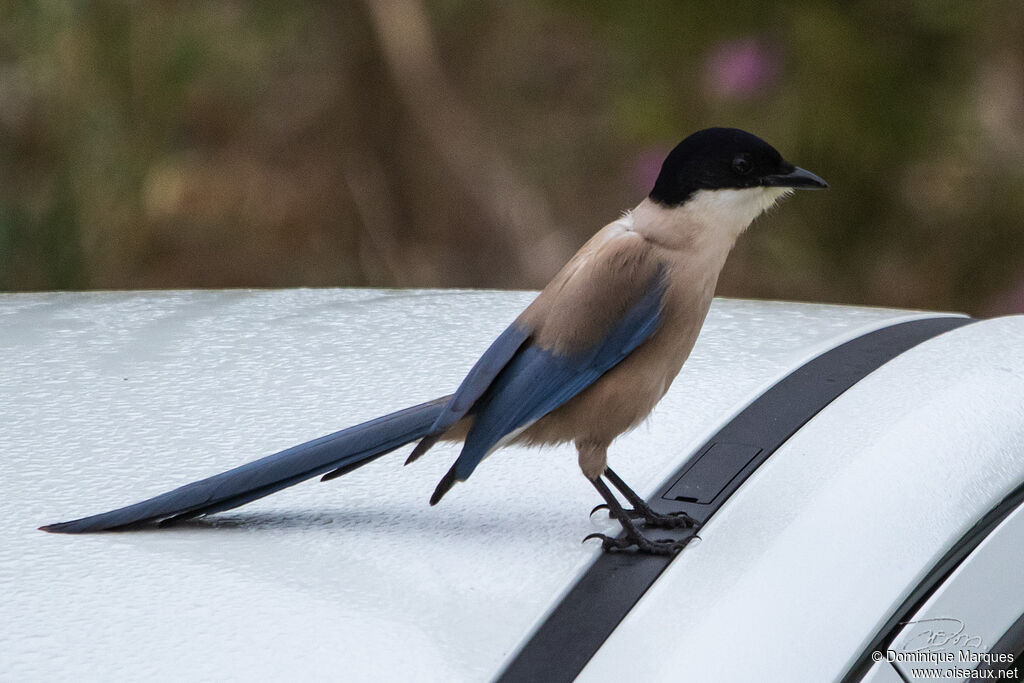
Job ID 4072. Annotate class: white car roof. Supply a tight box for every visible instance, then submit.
[0,289,999,680]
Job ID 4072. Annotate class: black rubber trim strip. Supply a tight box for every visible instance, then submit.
[842,481,1024,682]
[497,315,974,683]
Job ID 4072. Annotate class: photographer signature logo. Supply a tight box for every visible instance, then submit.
[901,617,983,652]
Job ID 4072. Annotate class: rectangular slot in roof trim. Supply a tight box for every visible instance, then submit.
[661,442,762,505]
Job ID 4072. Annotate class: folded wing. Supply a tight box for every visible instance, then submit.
[430,257,668,504]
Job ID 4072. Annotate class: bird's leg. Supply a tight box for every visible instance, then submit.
[601,467,697,529]
[583,476,691,555]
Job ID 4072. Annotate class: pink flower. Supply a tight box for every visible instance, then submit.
[704,38,782,100]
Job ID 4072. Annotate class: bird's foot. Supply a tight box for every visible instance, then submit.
[583,532,692,556]
[638,509,697,529]
[590,503,696,529]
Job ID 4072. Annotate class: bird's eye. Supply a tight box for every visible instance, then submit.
[732,156,752,175]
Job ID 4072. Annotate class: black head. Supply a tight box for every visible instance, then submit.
[649,127,827,207]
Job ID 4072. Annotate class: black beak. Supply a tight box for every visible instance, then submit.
[763,166,828,190]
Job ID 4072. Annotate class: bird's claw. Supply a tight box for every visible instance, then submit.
[582,532,692,556]
[590,506,697,529]
[640,510,697,529]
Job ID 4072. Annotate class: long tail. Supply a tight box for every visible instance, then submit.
[40,395,451,533]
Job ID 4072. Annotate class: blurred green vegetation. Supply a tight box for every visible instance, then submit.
[1,1,1023,313]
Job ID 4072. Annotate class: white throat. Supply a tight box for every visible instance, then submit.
[627,186,793,253]
[684,187,793,236]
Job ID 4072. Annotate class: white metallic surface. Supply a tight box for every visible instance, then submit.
[886,499,1024,681]
[581,316,1024,683]
[0,289,937,680]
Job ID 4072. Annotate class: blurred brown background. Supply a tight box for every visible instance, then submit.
[2,1,1023,314]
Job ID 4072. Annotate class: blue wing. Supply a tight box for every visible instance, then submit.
[430,269,667,503]
[431,323,532,432]
[404,321,531,464]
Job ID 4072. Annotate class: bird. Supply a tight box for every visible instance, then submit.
[41,127,827,554]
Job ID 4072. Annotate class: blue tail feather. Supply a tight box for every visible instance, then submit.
[40,396,451,533]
